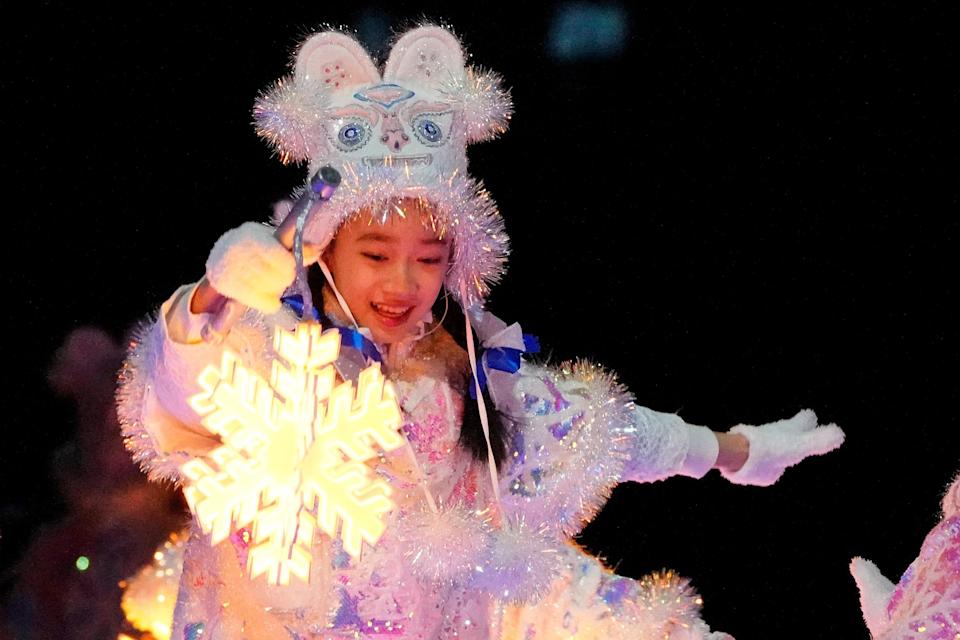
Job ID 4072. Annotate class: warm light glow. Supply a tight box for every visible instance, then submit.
[182,321,403,585]
[121,533,183,640]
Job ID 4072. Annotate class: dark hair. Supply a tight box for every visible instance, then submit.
[307,267,510,468]
[432,292,511,468]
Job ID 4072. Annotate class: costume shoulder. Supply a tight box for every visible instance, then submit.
[495,357,635,536]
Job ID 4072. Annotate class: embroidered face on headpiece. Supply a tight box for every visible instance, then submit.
[254,25,512,309]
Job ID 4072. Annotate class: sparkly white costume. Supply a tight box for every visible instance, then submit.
[118,283,728,639]
[117,23,842,640]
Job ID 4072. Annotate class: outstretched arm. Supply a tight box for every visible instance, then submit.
[623,406,843,486]
[474,310,844,537]
[494,371,844,535]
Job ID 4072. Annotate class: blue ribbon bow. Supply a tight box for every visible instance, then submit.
[469,333,540,399]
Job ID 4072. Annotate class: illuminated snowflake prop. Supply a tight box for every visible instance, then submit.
[181,322,403,585]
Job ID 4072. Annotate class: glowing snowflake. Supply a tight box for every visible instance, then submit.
[181,322,403,585]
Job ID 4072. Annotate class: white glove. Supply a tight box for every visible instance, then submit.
[719,409,844,486]
[205,222,296,314]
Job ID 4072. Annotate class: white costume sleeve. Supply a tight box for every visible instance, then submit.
[117,283,276,484]
[495,359,718,537]
[622,406,720,483]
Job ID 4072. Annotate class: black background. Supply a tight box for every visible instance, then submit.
[3,3,958,637]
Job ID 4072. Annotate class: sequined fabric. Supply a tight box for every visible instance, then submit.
[119,286,729,638]
[879,509,960,638]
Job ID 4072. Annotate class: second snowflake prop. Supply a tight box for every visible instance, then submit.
[181,321,404,586]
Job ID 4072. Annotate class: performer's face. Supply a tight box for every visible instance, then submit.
[324,200,450,345]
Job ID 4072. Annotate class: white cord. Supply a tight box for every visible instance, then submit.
[461,283,502,508]
[414,284,450,342]
[317,259,361,330]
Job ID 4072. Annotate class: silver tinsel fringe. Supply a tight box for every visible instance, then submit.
[270,163,509,310]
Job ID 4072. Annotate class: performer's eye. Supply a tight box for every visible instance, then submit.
[411,112,452,147]
[330,119,372,152]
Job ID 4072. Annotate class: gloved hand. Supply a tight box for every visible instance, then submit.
[719,409,844,486]
[205,221,296,314]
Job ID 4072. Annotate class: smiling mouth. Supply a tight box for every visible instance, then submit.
[362,155,433,167]
[371,302,414,327]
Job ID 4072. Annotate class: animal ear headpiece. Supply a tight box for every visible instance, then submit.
[254,25,513,309]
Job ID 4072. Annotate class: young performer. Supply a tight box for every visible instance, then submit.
[118,24,844,639]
